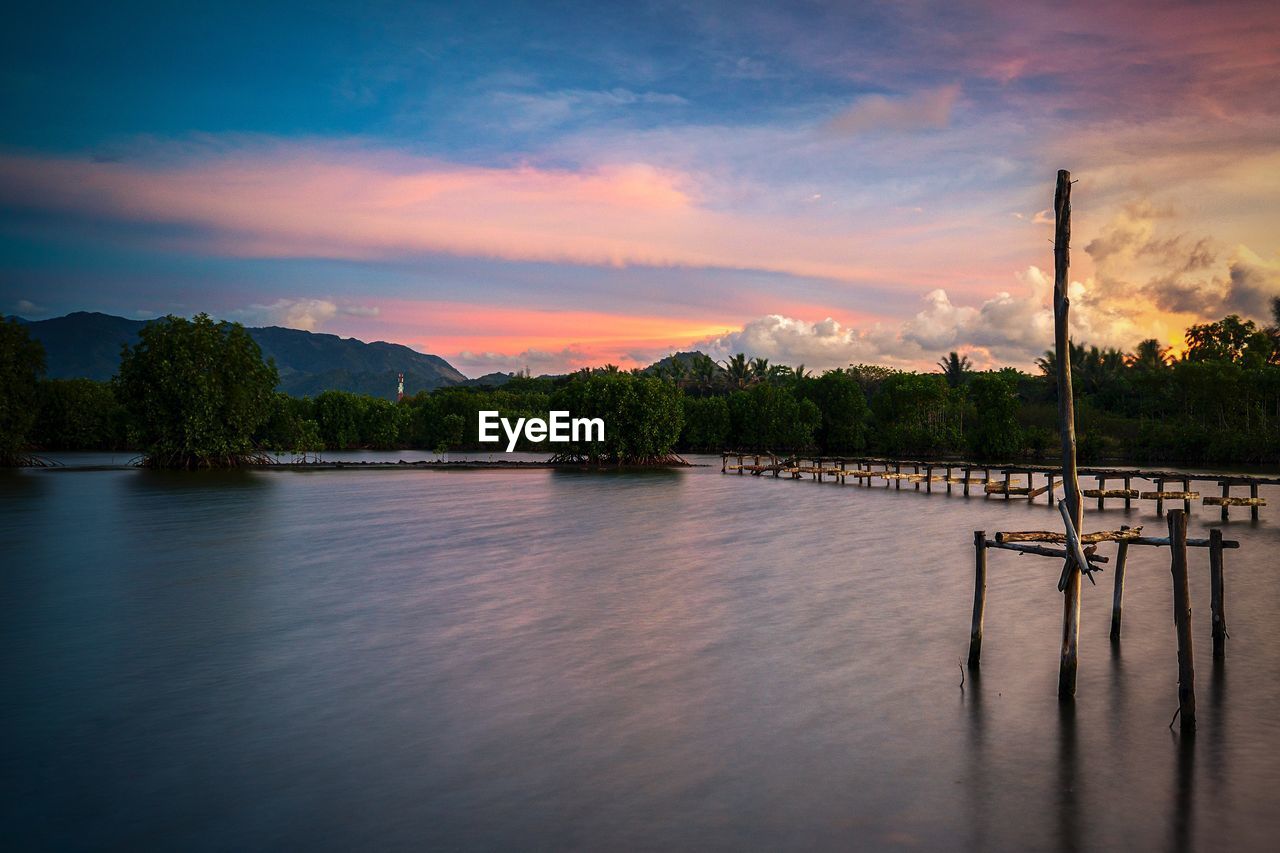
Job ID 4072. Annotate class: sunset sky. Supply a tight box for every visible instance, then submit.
[2,0,1278,376]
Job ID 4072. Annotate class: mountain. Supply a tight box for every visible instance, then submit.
[13,312,467,399]
[642,350,717,374]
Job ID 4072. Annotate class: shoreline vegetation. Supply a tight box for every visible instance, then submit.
[4,304,1280,470]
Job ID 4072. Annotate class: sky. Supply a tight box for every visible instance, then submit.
[2,0,1278,377]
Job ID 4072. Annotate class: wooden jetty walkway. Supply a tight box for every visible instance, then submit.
[720,452,1275,521]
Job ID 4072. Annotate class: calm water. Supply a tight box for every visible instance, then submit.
[3,456,1280,851]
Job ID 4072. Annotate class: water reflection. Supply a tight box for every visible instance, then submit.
[3,461,1280,849]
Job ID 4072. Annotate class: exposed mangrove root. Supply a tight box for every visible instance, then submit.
[1,453,61,468]
[135,450,280,469]
[547,452,690,467]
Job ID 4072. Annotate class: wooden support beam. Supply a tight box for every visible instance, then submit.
[1048,473,1056,506]
[1251,483,1260,521]
[1183,477,1192,514]
[1084,488,1140,499]
[1220,481,1230,521]
[1168,509,1196,735]
[996,527,1142,545]
[1209,528,1227,660]
[1124,476,1132,510]
[1004,470,1012,501]
[963,466,971,497]
[1140,491,1199,501]
[969,530,986,669]
[1203,496,1266,507]
[986,540,1108,565]
[1096,474,1105,510]
[1125,536,1239,549]
[1110,526,1130,642]
[1155,478,1164,515]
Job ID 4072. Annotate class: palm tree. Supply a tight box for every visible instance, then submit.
[722,353,752,389]
[936,351,971,387]
[1126,338,1172,371]
[669,358,689,387]
[692,354,719,390]
[750,357,771,383]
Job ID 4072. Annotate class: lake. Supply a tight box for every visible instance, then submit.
[3,455,1279,850]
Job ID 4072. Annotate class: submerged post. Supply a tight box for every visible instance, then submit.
[969,530,987,668]
[1168,509,1196,734]
[1209,527,1227,660]
[1052,170,1083,700]
[1110,525,1130,642]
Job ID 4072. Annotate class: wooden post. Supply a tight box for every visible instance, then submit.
[1052,169,1083,700]
[1110,525,1130,642]
[1048,473,1055,506]
[1250,483,1259,521]
[894,461,901,490]
[1168,509,1196,734]
[913,463,920,491]
[969,530,987,669]
[1096,475,1105,510]
[1124,476,1132,510]
[963,466,971,497]
[721,453,727,473]
[926,465,933,493]
[1220,482,1230,521]
[1183,477,1191,514]
[1209,527,1227,660]
[1155,478,1164,515]
[737,453,744,475]
[1004,470,1011,501]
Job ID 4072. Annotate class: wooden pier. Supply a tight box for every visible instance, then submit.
[720,452,1274,519]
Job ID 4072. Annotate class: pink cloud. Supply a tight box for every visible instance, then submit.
[0,141,990,291]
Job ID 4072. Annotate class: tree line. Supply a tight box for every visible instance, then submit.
[3,304,1279,467]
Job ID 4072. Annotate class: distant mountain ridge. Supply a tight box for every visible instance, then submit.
[13,312,467,399]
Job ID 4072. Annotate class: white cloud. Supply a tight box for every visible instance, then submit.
[453,345,593,376]
[231,298,382,331]
[13,299,44,315]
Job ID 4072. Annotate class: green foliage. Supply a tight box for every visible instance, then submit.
[681,395,730,450]
[869,372,961,455]
[114,314,278,468]
[0,319,47,463]
[34,379,127,450]
[726,383,820,450]
[258,393,323,455]
[551,373,683,463]
[965,372,1021,460]
[798,371,868,452]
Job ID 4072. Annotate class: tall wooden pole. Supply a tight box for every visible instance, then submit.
[1110,525,1130,642]
[1053,169,1083,700]
[1209,527,1227,660]
[969,530,987,669]
[1168,509,1196,734]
